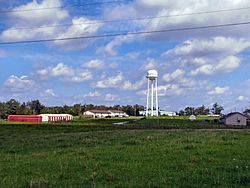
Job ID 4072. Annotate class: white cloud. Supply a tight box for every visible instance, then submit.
[36,63,73,78]
[84,91,101,98]
[0,0,67,42]
[162,69,185,82]
[36,68,50,78]
[51,63,74,76]
[98,35,134,56]
[109,62,119,69]
[103,3,138,20]
[214,56,241,73]
[53,17,102,49]
[0,1,101,50]
[126,51,140,59]
[208,86,230,95]
[141,58,158,71]
[237,95,248,101]
[122,79,145,91]
[82,59,117,70]
[4,75,34,93]
[83,59,104,69]
[190,64,213,76]
[36,63,92,82]
[136,84,184,97]
[104,93,118,102]
[143,1,250,39]
[94,73,123,88]
[10,0,68,25]
[161,68,209,94]
[245,79,250,86]
[158,84,184,97]
[44,89,56,97]
[163,37,247,76]
[106,1,250,38]
[164,37,250,58]
[69,71,93,83]
[190,56,240,76]
[102,0,250,50]
[176,77,209,90]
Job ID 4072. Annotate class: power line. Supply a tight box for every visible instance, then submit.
[0,0,125,14]
[2,6,250,32]
[0,21,250,45]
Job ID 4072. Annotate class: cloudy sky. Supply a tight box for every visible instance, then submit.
[0,0,250,112]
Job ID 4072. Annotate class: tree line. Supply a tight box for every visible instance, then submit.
[178,103,250,116]
[1,99,249,119]
[178,103,224,116]
[0,99,145,119]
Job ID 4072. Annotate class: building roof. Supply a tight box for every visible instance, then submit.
[88,110,111,114]
[39,114,72,116]
[8,115,39,117]
[109,110,125,113]
[221,112,248,119]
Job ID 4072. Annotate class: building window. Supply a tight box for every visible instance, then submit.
[237,117,241,123]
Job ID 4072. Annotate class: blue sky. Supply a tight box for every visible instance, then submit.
[0,0,250,113]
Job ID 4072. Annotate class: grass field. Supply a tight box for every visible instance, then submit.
[0,118,250,187]
[1,115,244,129]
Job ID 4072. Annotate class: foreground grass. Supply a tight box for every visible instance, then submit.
[0,125,249,187]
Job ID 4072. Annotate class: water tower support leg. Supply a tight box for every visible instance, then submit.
[151,80,154,116]
[146,79,149,117]
[155,78,158,117]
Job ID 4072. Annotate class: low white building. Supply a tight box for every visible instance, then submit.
[139,110,177,116]
[39,114,73,122]
[84,110,111,118]
[83,110,128,118]
[109,110,129,117]
[220,112,248,126]
[160,111,177,116]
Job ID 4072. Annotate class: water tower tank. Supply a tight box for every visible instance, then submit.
[147,69,158,80]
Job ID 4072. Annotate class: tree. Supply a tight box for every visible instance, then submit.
[0,102,7,119]
[17,102,32,115]
[211,103,224,115]
[122,105,134,116]
[0,98,145,118]
[27,100,44,114]
[5,99,20,116]
[243,108,250,116]
[178,110,185,116]
[85,104,95,111]
[133,104,145,116]
[72,104,81,116]
[195,105,210,115]
[184,107,195,116]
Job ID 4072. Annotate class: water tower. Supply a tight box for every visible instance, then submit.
[146,69,159,117]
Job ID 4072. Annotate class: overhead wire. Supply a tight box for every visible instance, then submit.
[0,21,250,45]
[0,0,126,14]
[1,6,250,31]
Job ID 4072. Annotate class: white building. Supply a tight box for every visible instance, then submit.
[39,114,73,122]
[83,110,128,118]
[109,110,129,117]
[160,111,177,116]
[84,110,111,118]
[220,112,248,126]
[139,110,177,116]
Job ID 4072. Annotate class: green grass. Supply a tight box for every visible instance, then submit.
[0,117,138,126]
[1,116,249,132]
[0,124,249,187]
